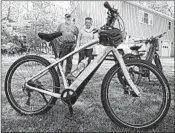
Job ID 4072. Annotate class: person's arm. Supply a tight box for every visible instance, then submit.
[73,26,80,48]
[76,30,82,48]
[92,32,95,39]
[75,26,79,43]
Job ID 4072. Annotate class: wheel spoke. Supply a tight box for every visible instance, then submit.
[5,56,59,115]
[101,59,170,128]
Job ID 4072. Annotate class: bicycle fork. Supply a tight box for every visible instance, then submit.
[112,49,141,97]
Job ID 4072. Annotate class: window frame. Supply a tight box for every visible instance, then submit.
[138,9,153,26]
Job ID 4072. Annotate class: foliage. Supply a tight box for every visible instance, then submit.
[2,1,70,55]
[1,29,13,44]
[138,1,174,17]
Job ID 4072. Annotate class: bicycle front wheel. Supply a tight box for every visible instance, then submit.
[5,55,60,115]
[101,59,171,129]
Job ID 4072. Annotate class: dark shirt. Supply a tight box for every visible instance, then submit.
[56,23,79,44]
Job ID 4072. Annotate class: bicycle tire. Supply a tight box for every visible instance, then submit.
[123,53,138,60]
[154,53,163,71]
[101,59,171,129]
[5,55,60,115]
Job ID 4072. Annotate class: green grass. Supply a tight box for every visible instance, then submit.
[1,57,174,132]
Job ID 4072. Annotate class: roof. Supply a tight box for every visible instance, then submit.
[127,1,174,21]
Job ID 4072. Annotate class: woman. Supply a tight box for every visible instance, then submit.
[77,17,94,65]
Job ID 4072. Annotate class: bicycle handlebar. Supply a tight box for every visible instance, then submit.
[134,32,167,43]
[104,1,119,27]
[156,32,166,38]
[104,1,113,12]
[92,2,120,32]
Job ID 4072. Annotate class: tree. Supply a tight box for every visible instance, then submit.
[2,1,71,55]
[138,1,174,18]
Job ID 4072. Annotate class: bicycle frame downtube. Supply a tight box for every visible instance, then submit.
[112,49,141,96]
[26,39,99,81]
[69,46,113,92]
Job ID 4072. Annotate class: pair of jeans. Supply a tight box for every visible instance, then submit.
[59,44,74,76]
[78,48,93,65]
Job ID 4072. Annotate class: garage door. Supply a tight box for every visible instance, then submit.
[162,41,169,57]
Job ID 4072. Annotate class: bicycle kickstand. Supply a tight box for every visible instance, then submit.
[65,99,74,119]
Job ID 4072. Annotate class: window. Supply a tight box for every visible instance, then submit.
[139,9,153,26]
[168,21,172,30]
[143,13,148,24]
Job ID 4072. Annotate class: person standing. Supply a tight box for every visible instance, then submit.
[56,13,79,76]
[77,17,94,65]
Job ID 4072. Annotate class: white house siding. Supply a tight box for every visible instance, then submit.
[71,1,174,57]
[121,1,174,57]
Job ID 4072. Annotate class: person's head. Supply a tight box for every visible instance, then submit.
[65,13,71,25]
[85,17,93,29]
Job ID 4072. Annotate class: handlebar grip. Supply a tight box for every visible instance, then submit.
[104,1,113,12]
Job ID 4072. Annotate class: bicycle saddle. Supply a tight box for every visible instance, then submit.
[130,45,142,51]
[38,32,62,42]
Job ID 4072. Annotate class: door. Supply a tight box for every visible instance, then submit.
[162,41,169,57]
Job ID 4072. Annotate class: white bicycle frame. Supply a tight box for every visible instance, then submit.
[25,38,141,99]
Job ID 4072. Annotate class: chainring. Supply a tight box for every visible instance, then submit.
[61,89,77,105]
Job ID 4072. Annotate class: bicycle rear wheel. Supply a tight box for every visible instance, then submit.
[5,55,60,115]
[154,53,163,71]
[123,53,138,60]
[101,59,171,129]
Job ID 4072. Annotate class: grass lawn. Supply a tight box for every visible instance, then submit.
[1,55,174,132]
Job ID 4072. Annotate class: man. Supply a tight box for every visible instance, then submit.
[56,13,79,76]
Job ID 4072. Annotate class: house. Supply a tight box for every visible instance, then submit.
[71,1,174,57]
